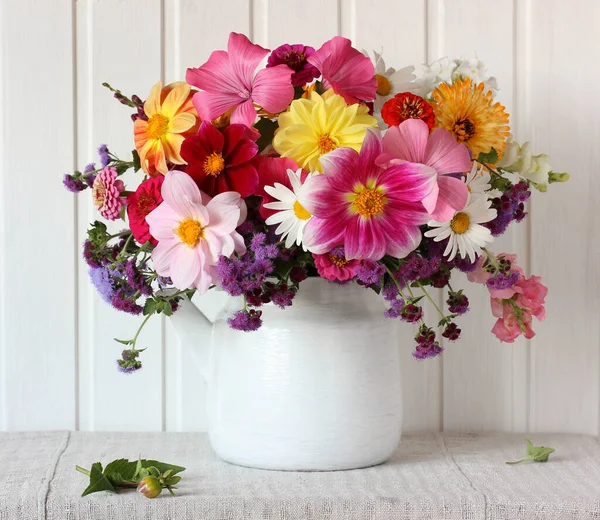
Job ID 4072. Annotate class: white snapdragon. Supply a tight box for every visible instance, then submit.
[497,138,552,186]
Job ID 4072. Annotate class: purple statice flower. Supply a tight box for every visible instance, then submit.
[382,281,399,301]
[384,297,405,319]
[267,44,320,86]
[355,260,386,286]
[98,144,110,167]
[401,303,423,323]
[271,286,296,308]
[485,181,531,237]
[447,290,469,315]
[111,289,143,315]
[117,349,142,373]
[89,266,116,303]
[397,254,440,283]
[228,309,263,331]
[442,322,461,341]
[454,255,478,273]
[413,325,443,359]
[486,270,519,291]
[63,173,86,192]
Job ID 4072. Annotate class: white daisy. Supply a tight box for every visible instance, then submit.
[464,162,492,196]
[263,168,315,249]
[367,50,416,120]
[424,195,497,262]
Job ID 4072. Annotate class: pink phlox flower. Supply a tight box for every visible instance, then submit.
[186,32,294,127]
[379,119,472,221]
[146,171,247,293]
[307,36,377,105]
[302,129,437,261]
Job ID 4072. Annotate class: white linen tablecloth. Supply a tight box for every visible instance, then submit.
[1,432,599,519]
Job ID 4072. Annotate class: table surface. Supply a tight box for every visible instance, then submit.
[1,432,599,520]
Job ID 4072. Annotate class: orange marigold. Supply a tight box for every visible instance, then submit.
[431,77,510,160]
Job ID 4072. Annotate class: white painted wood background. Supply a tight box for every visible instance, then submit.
[0,0,598,435]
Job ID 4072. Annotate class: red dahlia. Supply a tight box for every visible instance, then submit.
[127,176,164,245]
[181,121,260,197]
[381,92,435,130]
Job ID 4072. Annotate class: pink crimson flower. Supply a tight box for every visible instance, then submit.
[302,129,436,260]
[266,44,320,87]
[146,171,246,293]
[379,119,472,221]
[313,248,360,282]
[307,36,377,105]
[186,32,294,128]
[92,167,125,220]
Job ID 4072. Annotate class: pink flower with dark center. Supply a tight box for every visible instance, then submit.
[307,36,377,105]
[313,247,360,282]
[186,32,294,127]
[92,167,125,220]
[302,129,437,260]
[267,44,320,87]
[380,119,472,221]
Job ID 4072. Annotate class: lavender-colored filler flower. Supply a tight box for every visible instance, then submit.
[267,44,320,87]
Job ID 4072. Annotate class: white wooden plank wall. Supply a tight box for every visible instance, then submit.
[0,0,598,435]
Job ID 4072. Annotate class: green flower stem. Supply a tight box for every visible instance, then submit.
[482,247,500,270]
[131,313,153,351]
[384,266,409,302]
[75,465,91,477]
[107,230,131,241]
[447,281,455,293]
[417,281,446,322]
[476,160,502,177]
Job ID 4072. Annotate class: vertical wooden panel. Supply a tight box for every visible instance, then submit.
[163,0,251,431]
[0,0,77,430]
[76,0,164,431]
[528,0,600,435]
[441,0,530,432]
[353,0,441,432]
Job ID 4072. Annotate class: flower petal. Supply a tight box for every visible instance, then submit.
[171,246,201,290]
[151,238,180,276]
[161,171,203,217]
[428,175,469,221]
[227,32,269,86]
[191,90,240,123]
[424,128,472,174]
[144,82,163,117]
[161,82,191,119]
[382,119,429,163]
[169,112,197,134]
[252,64,294,113]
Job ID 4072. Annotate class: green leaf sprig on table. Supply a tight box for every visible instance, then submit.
[506,440,555,465]
[75,458,185,498]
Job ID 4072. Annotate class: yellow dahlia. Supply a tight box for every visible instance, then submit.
[272,90,378,173]
[431,77,510,160]
[134,81,199,176]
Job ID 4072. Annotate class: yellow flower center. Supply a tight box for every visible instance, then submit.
[353,188,386,218]
[92,184,105,207]
[328,254,349,267]
[146,114,170,140]
[176,219,204,247]
[450,212,471,234]
[453,118,476,143]
[317,134,337,154]
[375,74,392,97]
[203,151,225,176]
[293,200,311,220]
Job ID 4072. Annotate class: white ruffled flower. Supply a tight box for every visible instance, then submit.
[264,168,316,249]
[424,195,497,262]
[464,162,502,200]
[497,137,551,185]
[413,56,498,99]
[365,50,416,124]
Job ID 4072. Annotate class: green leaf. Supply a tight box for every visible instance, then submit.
[140,460,186,476]
[114,338,132,345]
[143,298,158,316]
[530,181,548,192]
[254,118,278,152]
[103,458,139,486]
[81,463,117,497]
[526,439,555,462]
[115,163,130,175]
[132,149,141,172]
[477,148,499,165]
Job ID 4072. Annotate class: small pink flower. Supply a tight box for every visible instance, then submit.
[313,248,360,282]
[186,32,294,127]
[307,36,377,105]
[146,171,246,292]
[92,167,125,220]
[379,119,472,221]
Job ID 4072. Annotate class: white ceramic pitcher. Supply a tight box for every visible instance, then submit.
[169,277,402,471]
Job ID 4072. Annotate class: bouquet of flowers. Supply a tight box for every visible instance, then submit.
[64,33,569,372]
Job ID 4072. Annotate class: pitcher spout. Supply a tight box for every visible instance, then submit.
[169,296,212,381]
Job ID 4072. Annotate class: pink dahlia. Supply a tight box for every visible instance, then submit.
[267,44,320,87]
[380,119,472,221]
[181,121,260,197]
[307,36,377,105]
[302,129,436,260]
[92,167,125,220]
[186,32,294,127]
[313,247,360,282]
[146,171,246,293]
